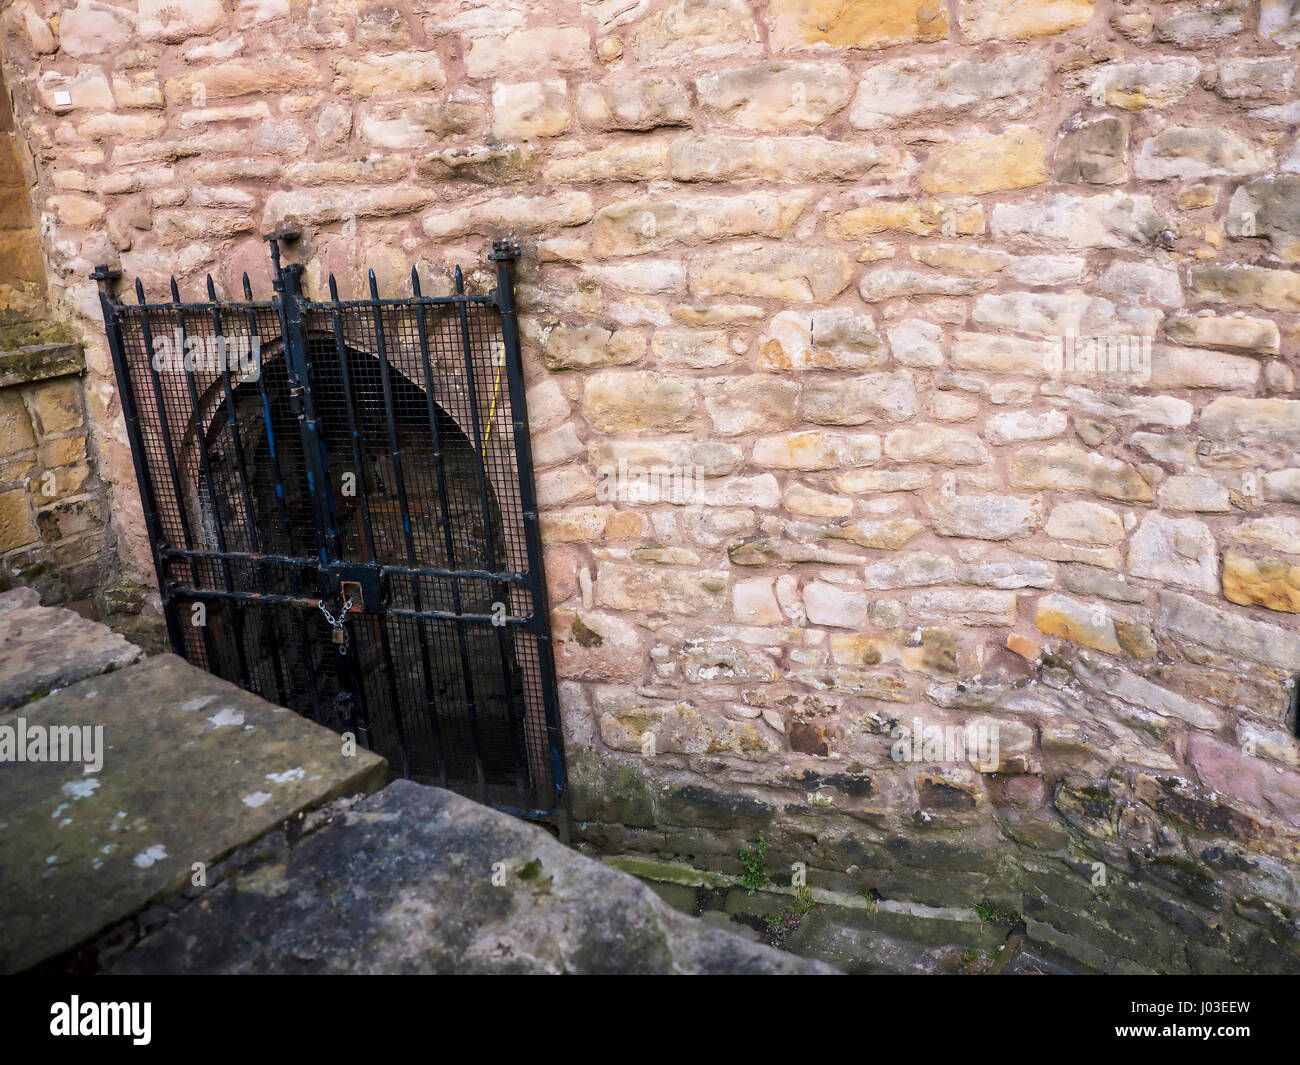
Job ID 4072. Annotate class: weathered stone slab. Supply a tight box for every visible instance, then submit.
[0,654,387,973]
[0,342,85,389]
[0,590,143,709]
[0,586,40,613]
[113,780,831,974]
[1158,591,1300,672]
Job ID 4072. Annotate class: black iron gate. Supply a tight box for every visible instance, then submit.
[94,238,566,818]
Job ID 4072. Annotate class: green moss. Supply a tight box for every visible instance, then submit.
[18,685,52,707]
[0,322,80,352]
[604,857,730,888]
[566,749,658,827]
[1078,785,1115,806]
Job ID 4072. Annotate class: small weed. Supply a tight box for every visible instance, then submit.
[763,884,819,939]
[957,948,993,974]
[737,838,769,896]
[974,899,1019,926]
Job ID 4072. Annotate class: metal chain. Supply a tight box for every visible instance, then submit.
[317,594,353,628]
[317,595,354,654]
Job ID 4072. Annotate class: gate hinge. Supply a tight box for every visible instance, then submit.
[91,263,122,299]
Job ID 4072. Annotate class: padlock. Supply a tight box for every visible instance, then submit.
[332,627,347,645]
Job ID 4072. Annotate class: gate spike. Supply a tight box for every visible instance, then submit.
[205,274,217,302]
[453,265,464,295]
[368,268,379,299]
[410,266,422,298]
[242,272,252,300]
[169,276,180,302]
[134,277,146,304]
[328,273,339,301]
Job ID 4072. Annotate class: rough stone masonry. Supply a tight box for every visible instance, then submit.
[1,0,1300,972]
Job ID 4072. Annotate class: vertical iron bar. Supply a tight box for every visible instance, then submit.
[171,277,252,692]
[493,241,567,809]
[131,282,197,557]
[362,270,416,779]
[271,243,339,564]
[327,275,380,564]
[464,257,531,803]
[269,239,334,727]
[132,278,218,671]
[411,270,485,790]
[453,267,505,804]
[241,276,300,571]
[245,272,322,725]
[478,294,530,807]
[365,271,447,784]
[206,276,286,705]
[92,265,185,654]
[320,274,382,751]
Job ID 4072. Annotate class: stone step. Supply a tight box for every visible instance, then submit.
[0,587,142,710]
[0,652,387,973]
[112,779,835,974]
[1,590,831,974]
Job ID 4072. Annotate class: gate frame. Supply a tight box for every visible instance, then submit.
[92,238,569,826]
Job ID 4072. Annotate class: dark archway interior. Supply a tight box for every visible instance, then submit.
[188,331,529,799]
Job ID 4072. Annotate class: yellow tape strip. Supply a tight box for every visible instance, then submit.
[482,346,504,460]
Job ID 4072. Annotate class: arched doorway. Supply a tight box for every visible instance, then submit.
[98,245,564,816]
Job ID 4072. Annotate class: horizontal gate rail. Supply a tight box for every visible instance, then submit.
[165,585,539,627]
[93,237,567,822]
[156,546,531,586]
[120,300,280,313]
[301,294,497,309]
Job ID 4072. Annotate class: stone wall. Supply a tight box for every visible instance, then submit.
[0,341,110,602]
[0,43,111,604]
[1,0,1299,971]
[0,62,52,331]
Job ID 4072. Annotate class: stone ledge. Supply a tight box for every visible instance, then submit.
[0,653,387,973]
[606,852,1008,973]
[0,342,84,389]
[111,779,834,974]
[0,587,141,709]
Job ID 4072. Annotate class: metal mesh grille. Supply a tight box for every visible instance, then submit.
[97,250,562,815]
